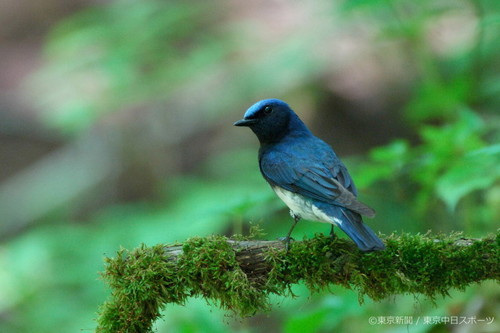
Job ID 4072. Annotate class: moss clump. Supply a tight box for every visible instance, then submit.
[96,244,185,333]
[97,235,271,333]
[177,235,269,315]
[96,231,499,332]
[265,232,498,303]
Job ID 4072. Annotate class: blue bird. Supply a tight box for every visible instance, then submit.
[234,98,385,252]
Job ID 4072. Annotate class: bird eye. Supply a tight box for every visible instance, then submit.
[264,106,273,114]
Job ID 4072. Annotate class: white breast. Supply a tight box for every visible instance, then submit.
[272,186,343,225]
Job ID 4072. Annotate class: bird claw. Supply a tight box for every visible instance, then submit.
[278,236,294,252]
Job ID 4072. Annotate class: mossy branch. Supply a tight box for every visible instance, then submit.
[96,231,499,333]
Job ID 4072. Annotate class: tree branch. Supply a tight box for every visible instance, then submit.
[96,232,499,333]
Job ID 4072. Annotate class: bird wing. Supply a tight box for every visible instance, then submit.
[260,145,375,218]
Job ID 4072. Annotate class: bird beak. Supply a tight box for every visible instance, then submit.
[233,118,257,127]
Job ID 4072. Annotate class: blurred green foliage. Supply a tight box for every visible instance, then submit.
[346,0,500,234]
[32,0,231,133]
[2,0,499,332]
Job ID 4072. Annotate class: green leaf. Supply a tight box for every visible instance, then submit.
[436,144,500,210]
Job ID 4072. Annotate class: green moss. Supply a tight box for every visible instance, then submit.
[96,235,271,332]
[96,231,499,332]
[96,244,184,333]
[177,235,269,315]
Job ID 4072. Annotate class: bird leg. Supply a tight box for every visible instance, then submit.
[281,212,300,251]
[329,224,337,240]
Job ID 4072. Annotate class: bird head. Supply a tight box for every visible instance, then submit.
[234,99,305,144]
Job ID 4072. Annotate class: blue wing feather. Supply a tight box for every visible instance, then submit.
[259,136,374,217]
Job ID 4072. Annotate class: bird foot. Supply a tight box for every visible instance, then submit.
[278,236,294,252]
[279,211,300,253]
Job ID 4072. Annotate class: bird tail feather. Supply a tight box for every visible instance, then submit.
[328,206,385,252]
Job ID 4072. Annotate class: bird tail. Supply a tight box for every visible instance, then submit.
[328,206,385,252]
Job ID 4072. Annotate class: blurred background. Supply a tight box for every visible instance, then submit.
[0,0,499,332]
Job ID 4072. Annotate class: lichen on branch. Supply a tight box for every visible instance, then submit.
[96,231,499,333]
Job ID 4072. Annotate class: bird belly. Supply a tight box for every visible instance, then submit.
[272,186,343,225]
